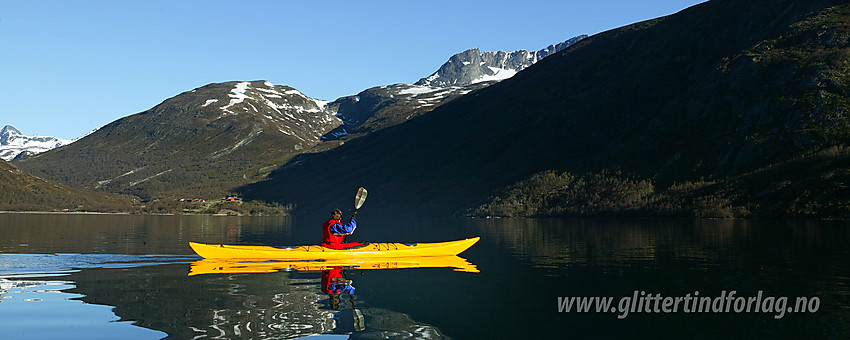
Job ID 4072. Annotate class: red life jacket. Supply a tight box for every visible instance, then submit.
[322,218,345,245]
[321,218,363,249]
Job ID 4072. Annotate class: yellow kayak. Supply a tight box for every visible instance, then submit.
[188,255,479,275]
[188,237,480,260]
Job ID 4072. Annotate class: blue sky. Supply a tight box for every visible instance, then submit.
[1,0,706,139]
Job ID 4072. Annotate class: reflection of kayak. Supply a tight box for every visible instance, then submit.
[188,237,480,260]
[188,255,479,275]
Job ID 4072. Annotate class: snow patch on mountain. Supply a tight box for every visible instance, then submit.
[220,81,252,115]
[393,84,473,111]
[0,125,77,161]
[398,86,443,96]
[198,81,342,148]
[472,67,518,84]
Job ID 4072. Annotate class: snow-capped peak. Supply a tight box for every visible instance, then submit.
[0,125,78,161]
[415,35,587,87]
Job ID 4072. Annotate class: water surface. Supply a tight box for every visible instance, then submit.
[0,213,848,339]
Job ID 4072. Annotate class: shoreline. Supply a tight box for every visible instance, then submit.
[0,210,285,217]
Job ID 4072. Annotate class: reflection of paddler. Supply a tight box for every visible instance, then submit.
[321,267,365,331]
[322,267,355,297]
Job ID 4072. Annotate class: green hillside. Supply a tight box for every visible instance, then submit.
[0,159,138,212]
[14,81,338,201]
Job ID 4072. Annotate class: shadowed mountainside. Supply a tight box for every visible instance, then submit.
[240,0,850,218]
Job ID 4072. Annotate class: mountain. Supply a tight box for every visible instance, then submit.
[10,35,575,203]
[13,29,590,207]
[11,78,493,204]
[415,35,587,87]
[14,80,341,200]
[239,0,850,218]
[326,36,588,139]
[0,125,76,161]
[326,83,490,140]
[0,159,137,212]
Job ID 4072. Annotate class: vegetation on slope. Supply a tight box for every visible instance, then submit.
[469,146,850,218]
[0,159,139,213]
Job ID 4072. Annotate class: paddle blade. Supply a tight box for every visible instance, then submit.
[355,187,367,210]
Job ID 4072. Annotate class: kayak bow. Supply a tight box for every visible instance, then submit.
[189,237,480,260]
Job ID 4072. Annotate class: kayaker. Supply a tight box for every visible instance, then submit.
[321,209,363,249]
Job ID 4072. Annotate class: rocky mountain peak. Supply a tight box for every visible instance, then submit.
[1,125,22,142]
[415,35,587,87]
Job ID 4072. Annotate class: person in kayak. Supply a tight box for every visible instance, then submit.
[321,209,364,249]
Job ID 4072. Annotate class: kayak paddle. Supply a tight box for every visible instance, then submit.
[351,187,367,221]
[345,187,367,242]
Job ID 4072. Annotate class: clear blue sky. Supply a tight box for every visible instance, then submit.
[1,0,706,139]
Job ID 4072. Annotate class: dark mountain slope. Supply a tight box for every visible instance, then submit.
[240,0,850,217]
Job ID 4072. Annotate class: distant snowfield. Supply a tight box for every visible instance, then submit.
[472,67,518,84]
[399,86,443,95]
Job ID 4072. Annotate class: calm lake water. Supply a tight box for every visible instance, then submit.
[0,213,848,339]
